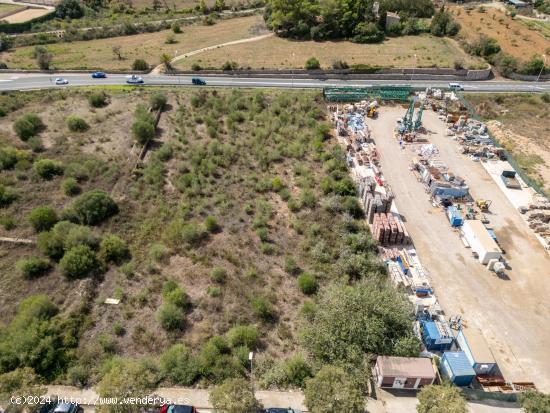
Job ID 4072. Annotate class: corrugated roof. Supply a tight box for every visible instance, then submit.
[443,351,476,376]
[461,328,496,364]
[463,220,501,253]
[377,356,436,378]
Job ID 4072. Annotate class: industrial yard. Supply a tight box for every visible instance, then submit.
[331,94,550,393]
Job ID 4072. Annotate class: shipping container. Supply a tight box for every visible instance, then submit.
[440,352,476,386]
[456,328,497,375]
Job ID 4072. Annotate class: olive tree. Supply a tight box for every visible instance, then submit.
[417,383,467,413]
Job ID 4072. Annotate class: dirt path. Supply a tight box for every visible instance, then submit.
[0,236,34,244]
[150,32,274,74]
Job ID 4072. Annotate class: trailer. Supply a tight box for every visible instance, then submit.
[501,170,521,189]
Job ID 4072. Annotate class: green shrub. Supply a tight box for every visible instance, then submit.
[172,22,182,33]
[160,344,199,385]
[66,115,89,132]
[0,184,17,207]
[66,189,118,225]
[34,159,64,179]
[16,257,51,279]
[156,302,185,331]
[284,256,300,275]
[209,378,261,413]
[13,113,43,141]
[61,178,81,196]
[28,206,58,232]
[149,243,169,262]
[0,215,15,230]
[251,297,275,322]
[132,59,148,71]
[37,230,65,259]
[207,286,222,297]
[256,227,269,242]
[113,322,125,336]
[64,224,99,250]
[227,325,260,348]
[299,189,317,209]
[181,222,206,246]
[221,61,238,71]
[99,234,129,264]
[191,63,202,71]
[59,245,101,279]
[132,120,156,145]
[204,216,220,233]
[305,57,321,70]
[211,267,227,283]
[271,176,284,191]
[150,93,167,111]
[88,91,108,108]
[297,272,318,295]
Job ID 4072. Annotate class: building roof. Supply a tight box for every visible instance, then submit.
[443,352,476,377]
[460,328,496,364]
[463,220,501,253]
[424,321,441,339]
[376,356,436,378]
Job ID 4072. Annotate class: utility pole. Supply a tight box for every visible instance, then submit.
[536,55,546,83]
[249,351,254,395]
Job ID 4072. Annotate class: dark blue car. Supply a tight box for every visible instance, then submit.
[91,71,106,78]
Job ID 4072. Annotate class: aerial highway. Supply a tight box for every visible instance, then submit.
[0,72,548,92]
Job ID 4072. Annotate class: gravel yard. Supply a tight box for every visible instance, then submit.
[366,106,550,392]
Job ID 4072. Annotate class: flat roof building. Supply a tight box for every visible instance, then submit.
[456,328,497,375]
[375,356,436,390]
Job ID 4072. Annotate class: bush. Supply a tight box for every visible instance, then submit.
[160,344,199,385]
[16,257,51,279]
[149,243,169,262]
[14,113,43,141]
[0,184,17,207]
[332,60,349,69]
[172,22,182,33]
[28,206,58,232]
[204,216,220,233]
[227,325,260,348]
[221,61,238,71]
[132,59,149,71]
[66,189,118,225]
[211,267,227,283]
[132,120,156,145]
[156,302,185,331]
[88,91,108,108]
[59,245,101,279]
[150,93,167,111]
[55,0,83,18]
[284,256,300,275]
[61,178,81,196]
[209,378,261,413]
[181,222,206,246]
[297,272,318,295]
[305,57,321,70]
[191,63,202,71]
[251,297,275,322]
[34,159,64,179]
[66,115,89,132]
[99,234,129,264]
[64,224,99,250]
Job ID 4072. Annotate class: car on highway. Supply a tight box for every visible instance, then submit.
[159,404,197,413]
[265,409,302,413]
[191,77,206,86]
[91,71,106,78]
[55,77,69,85]
[449,82,464,91]
[126,75,144,84]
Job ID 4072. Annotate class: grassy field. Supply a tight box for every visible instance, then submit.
[2,8,51,23]
[0,15,265,70]
[0,86,388,388]
[174,34,485,70]
[466,93,550,195]
[450,5,549,61]
[520,18,550,40]
[0,3,24,16]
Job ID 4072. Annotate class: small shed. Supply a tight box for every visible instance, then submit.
[456,328,497,375]
[421,320,454,351]
[440,351,476,386]
[375,356,436,389]
[462,220,501,264]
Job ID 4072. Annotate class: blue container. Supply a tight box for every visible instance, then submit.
[440,351,476,386]
[421,321,453,351]
[447,206,463,227]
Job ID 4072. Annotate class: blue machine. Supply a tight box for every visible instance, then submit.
[421,320,454,351]
[440,351,476,386]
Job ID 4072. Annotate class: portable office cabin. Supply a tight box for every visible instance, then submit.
[421,320,453,351]
[375,356,436,390]
[440,351,476,386]
[447,206,463,227]
[456,328,497,375]
[462,220,501,265]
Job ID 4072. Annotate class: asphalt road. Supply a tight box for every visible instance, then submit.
[0,73,549,92]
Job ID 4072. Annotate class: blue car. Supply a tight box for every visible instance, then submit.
[91,71,106,78]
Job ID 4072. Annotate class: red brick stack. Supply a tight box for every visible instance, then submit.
[372,213,405,245]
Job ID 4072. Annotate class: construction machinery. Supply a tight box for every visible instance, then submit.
[367,106,378,118]
[413,105,424,131]
[476,199,492,212]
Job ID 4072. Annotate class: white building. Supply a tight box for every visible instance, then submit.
[462,220,501,265]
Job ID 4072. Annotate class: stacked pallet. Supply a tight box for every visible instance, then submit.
[364,192,393,224]
[372,213,406,245]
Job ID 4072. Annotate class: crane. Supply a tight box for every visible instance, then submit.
[413,105,424,131]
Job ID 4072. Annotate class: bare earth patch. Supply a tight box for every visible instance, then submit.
[2,7,51,23]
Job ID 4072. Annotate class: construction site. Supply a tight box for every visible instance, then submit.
[328,87,550,395]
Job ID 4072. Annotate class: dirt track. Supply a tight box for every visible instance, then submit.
[367,106,550,391]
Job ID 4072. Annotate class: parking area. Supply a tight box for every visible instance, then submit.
[366,106,550,392]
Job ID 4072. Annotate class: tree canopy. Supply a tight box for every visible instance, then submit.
[417,383,467,413]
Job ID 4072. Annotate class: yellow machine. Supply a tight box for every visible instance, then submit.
[476,199,492,212]
[367,107,377,118]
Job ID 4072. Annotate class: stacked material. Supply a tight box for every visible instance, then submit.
[373,212,405,245]
[525,195,550,246]
[365,192,393,224]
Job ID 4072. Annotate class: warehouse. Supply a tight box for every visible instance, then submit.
[456,328,497,375]
[440,351,476,386]
[462,220,501,265]
[375,356,436,390]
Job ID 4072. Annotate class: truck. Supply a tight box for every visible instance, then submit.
[501,170,521,189]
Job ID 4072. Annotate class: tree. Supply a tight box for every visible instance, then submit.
[215,0,225,11]
[150,93,167,111]
[55,0,84,19]
[519,390,550,413]
[59,245,101,279]
[0,184,17,207]
[61,178,81,196]
[392,335,422,357]
[304,365,364,413]
[305,57,321,70]
[34,159,64,180]
[13,113,43,141]
[209,378,262,413]
[227,325,260,348]
[66,189,118,225]
[160,344,199,385]
[99,234,129,264]
[88,91,108,108]
[28,206,58,232]
[112,45,123,60]
[0,368,46,413]
[0,34,14,52]
[300,282,413,365]
[417,383,467,413]
[33,46,52,70]
[97,358,157,413]
[132,120,156,144]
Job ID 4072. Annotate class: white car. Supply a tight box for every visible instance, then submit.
[449,82,464,91]
[126,75,144,84]
[55,77,69,85]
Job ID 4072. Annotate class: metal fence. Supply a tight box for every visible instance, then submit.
[457,94,546,196]
[323,86,412,102]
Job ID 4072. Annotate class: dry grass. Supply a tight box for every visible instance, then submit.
[0,14,265,70]
[450,6,550,61]
[0,3,25,16]
[129,0,249,10]
[175,34,485,69]
[1,7,51,23]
